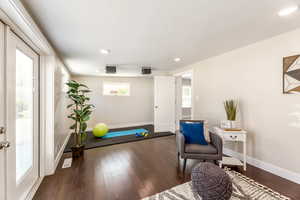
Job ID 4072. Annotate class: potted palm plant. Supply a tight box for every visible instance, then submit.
[223,99,239,129]
[66,80,94,158]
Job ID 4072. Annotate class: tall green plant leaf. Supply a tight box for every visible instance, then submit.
[224,99,238,121]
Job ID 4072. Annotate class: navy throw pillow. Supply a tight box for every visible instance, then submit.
[180,122,208,145]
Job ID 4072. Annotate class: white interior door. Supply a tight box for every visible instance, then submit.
[154,76,175,133]
[6,28,39,200]
[0,21,6,200]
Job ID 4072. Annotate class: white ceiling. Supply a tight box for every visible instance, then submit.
[22,0,300,76]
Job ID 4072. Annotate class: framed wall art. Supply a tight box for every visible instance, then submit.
[283,54,300,94]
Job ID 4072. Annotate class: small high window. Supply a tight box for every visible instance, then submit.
[103,82,130,96]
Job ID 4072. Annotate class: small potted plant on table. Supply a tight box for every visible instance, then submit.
[223,99,239,129]
[66,80,94,158]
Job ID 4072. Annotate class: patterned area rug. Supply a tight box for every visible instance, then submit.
[143,168,290,200]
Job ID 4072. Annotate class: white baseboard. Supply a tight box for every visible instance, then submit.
[52,133,71,174]
[87,121,154,131]
[25,176,44,200]
[224,148,300,184]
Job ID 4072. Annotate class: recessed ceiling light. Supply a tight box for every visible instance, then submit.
[174,58,181,62]
[100,49,111,55]
[278,6,298,16]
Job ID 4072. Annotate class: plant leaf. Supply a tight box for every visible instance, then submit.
[81,122,87,131]
[67,104,74,108]
[70,123,77,130]
[82,116,90,122]
[80,89,91,93]
[79,84,88,88]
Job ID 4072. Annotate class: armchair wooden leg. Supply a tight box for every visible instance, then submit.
[182,158,187,177]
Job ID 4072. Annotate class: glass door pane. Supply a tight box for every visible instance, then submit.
[15,49,34,183]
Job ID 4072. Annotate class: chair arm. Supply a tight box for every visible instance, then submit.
[176,131,185,156]
[210,131,223,159]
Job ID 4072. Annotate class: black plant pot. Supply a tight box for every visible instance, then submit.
[71,145,85,158]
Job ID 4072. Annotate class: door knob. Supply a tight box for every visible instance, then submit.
[0,141,10,150]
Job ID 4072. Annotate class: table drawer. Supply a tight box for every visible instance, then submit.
[223,133,245,141]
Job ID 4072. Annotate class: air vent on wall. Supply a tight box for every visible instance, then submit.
[106,65,116,74]
[141,67,151,75]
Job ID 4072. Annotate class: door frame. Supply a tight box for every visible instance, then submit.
[0,20,6,200]
[0,0,58,199]
[175,77,182,130]
[173,69,195,122]
[6,27,40,200]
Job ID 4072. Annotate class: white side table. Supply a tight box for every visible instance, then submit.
[213,127,247,171]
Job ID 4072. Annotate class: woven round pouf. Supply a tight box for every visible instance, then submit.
[191,162,232,200]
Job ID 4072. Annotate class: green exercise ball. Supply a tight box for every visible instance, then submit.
[93,123,109,137]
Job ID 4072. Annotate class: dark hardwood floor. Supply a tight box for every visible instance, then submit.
[34,136,300,200]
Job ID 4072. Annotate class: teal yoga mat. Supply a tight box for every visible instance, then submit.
[102,128,148,139]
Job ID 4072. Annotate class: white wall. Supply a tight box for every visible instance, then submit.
[73,76,154,128]
[54,60,71,158]
[174,28,300,181]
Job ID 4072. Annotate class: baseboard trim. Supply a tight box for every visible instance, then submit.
[25,176,44,200]
[52,133,71,174]
[87,121,154,131]
[224,148,300,184]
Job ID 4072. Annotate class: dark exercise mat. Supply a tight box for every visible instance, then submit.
[64,124,174,153]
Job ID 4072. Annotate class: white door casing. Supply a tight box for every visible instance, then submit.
[6,27,39,200]
[175,76,182,131]
[0,20,6,200]
[154,76,175,133]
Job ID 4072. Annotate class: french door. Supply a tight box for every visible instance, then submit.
[0,25,40,200]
